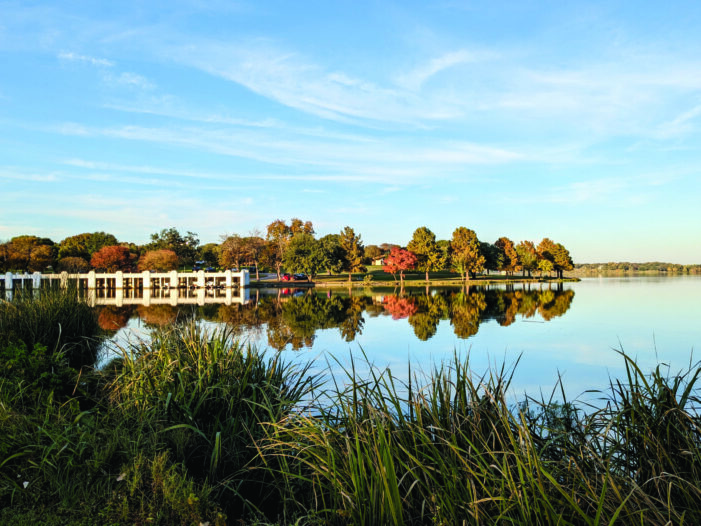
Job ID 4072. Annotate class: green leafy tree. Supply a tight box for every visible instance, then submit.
[339,226,366,282]
[58,232,119,260]
[146,228,199,266]
[282,233,327,281]
[450,227,485,281]
[538,258,554,277]
[198,243,221,267]
[319,234,345,275]
[480,242,503,274]
[407,226,446,281]
[364,244,383,263]
[515,241,538,277]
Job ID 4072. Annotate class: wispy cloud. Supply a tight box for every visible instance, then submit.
[396,49,494,91]
[0,167,60,182]
[167,40,465,126]
[54,122,525,183]
[58,51,113,67]
[104,72,156,90]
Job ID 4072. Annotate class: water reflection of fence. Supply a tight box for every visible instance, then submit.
[88,287,251,307]
[2,269,250,292]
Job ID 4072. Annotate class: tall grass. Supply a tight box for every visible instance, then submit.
[105,321,320,519]
[262,351,701,525]
[2,298,701,524]
[0,287,101,368]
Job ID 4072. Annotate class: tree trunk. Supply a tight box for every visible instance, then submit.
[425,270,429,282]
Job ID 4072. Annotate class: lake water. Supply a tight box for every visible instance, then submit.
[98,275,701,403]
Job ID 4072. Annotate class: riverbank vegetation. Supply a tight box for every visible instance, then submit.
[2,289,701,524]
[0,221,574,283]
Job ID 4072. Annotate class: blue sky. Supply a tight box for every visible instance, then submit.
[1,1,700,263]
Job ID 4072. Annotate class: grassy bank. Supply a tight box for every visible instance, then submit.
[1,290,700,524]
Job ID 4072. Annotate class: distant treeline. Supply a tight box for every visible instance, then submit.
[576,262,701,273]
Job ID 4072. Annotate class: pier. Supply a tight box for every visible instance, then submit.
[2,269,250,296]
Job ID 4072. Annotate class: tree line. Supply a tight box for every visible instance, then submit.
[0,220,574,280]
[575,262,701,274]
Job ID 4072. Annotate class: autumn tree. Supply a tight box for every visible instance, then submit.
[407,226,446,281]
[494,237,519,275]
[339,226,366,282]
[282,233,327,281]
[58,256,91,273]
[266,219,292,279]
[552,243,574,278]
[242,233,266,279]
[219,234,248,269]
[137,249,179,271]
[289,218,314,235]
[450,227,485,281]
[4,235,55,272]
[146,228,199,265]
[0,242,8,272]
[515,241,538,277]
[537,238,558,266]
[383,247,418,285]
[90,245,134,271]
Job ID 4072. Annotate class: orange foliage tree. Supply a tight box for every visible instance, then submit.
[90,245,134,271]
[137,249,179,271]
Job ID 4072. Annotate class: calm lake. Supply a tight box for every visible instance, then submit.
[98,275,701,402]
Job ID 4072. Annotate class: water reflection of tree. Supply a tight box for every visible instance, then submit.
[382,296,418,319]
[449,289,487,339]
[123,285,575,346]
[97,306,134,333]
[539,289,575,321]
[408,292,449,341]
[339,296,371,342]
[136,304,179,327]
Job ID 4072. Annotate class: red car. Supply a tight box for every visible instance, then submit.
[281,273,292,281]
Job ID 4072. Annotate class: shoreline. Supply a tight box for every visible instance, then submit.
[249,275,580,288]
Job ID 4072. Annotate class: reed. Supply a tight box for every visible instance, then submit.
[106,321,319,519]
[262,351,701,525]
[0,287,101,368]
[2,311,701,524]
